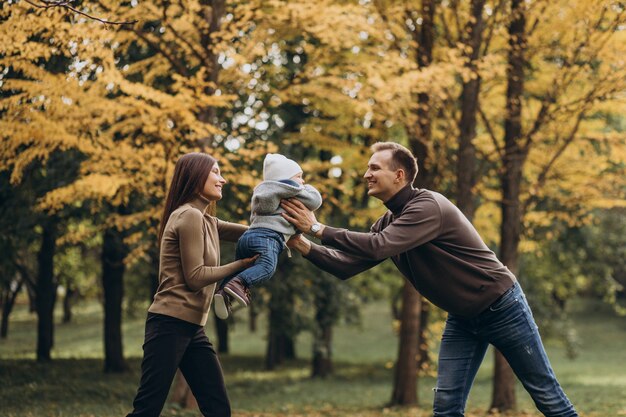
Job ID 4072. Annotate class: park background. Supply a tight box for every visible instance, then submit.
[1,0,625,416]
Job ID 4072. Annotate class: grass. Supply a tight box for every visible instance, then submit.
[1,298,625,417]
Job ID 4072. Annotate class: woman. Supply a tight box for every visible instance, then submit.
[127,152,257,417]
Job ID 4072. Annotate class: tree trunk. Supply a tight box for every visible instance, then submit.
[390,280,422,405]
[409,0,436,190]
[417,301,430,372]
[148,241,160,300]
[491,0,527,411]
[62,285,75,324]
[169,1,226,405]
[36,221,58,362]
[265,301,296,370]
[393,0,435,402]
[311,276,337,378]
[456,0,486,220]
[249,302,258,332]
[197,0,225,148]
[102,226,129,373]
[265,260,296,370]
[1,276,24,339]
[214,311,229,353]
[172,371,198,409]
[312,326,333,378]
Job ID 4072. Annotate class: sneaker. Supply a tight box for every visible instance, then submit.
[223,277,251,307]
[214,289,231,320]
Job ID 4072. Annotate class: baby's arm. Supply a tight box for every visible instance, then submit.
[295,185,322,211]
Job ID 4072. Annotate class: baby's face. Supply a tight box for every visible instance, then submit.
[290,172,305,185]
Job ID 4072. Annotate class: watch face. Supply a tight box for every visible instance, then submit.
[311,223,320,233]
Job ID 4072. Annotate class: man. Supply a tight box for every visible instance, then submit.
[281,142,578,417]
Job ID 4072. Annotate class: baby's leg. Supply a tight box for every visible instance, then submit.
[236,236,282,287]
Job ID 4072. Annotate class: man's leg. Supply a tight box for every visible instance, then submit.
[127,314,193,417]
[179,328,231,417]
[483,284,578,417]
[434,315,489,417]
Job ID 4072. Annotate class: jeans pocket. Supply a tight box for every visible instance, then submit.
[489,287,519,312]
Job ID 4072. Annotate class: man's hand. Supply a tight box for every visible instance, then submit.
[281,199,325,238]
[286,234,312,256]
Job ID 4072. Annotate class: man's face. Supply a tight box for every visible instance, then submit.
[364,150,403,202]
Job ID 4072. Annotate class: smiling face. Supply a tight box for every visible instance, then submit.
[363,150,406,202]
[201,163,226,201]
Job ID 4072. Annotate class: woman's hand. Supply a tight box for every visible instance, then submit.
[241,254,260,268]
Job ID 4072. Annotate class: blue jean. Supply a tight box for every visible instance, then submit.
[433,283,578,417]
[224,227,284,288]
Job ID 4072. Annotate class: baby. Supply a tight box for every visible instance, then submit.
[214,153,322,319]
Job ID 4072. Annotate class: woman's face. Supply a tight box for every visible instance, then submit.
[202,163,226,201]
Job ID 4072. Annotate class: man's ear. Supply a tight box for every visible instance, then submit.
[395,169,405,184]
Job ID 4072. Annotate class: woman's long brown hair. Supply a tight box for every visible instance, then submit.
[158,153,217,244]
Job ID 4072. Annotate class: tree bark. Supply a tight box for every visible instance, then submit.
[456,0,486,220]
[148,241,160,300]
[417,301,430,372]
[390,280,422,405]
[102,226,129,373]
[197,0,225,148]
[265,259,297,370]
[214,311,229,353]
[311,277,336,378]
[1,276,24,339]
[170,1,226,405]
[172,371,198,409]
[36,220,58,362]
[312,325,333,378]
[391,0,436,402]
[265,302,296,369]
[409,0,436,190]
[249,302,258,332]
[62,285,75,324]
[491,0,527,411]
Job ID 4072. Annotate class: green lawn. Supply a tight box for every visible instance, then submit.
[1,298,625,417]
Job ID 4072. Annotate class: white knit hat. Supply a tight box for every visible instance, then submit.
[263,153,302,181]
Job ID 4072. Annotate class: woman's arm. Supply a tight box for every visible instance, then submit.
[178,210,249,291]
[216,219,248,242]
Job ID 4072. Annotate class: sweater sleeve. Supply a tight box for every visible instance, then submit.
[216,219,248,242]
[321,200,442,261]
[296,185,322,211]
[177,209,246,291]
[304,242,383,280]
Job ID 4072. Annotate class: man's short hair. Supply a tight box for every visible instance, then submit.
[371,142,419,184]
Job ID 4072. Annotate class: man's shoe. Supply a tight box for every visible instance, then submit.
[223,278,251,307]
[214,289,231,320]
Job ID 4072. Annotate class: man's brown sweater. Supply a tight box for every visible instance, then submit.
[148,195,247,326]
[305,185,516,318]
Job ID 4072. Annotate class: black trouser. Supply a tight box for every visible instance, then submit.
[127,313,231,417]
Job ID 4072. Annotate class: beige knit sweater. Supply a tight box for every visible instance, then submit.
[148,195,248,326]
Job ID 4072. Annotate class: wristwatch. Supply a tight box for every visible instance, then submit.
[310,222,322,234]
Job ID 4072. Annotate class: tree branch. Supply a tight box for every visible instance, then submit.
[23,0,137,26]
[522,107,587,215]
[477,102,504,160]
[131,28,190,76]
[437,6,456,48]
[481,0,505,57]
